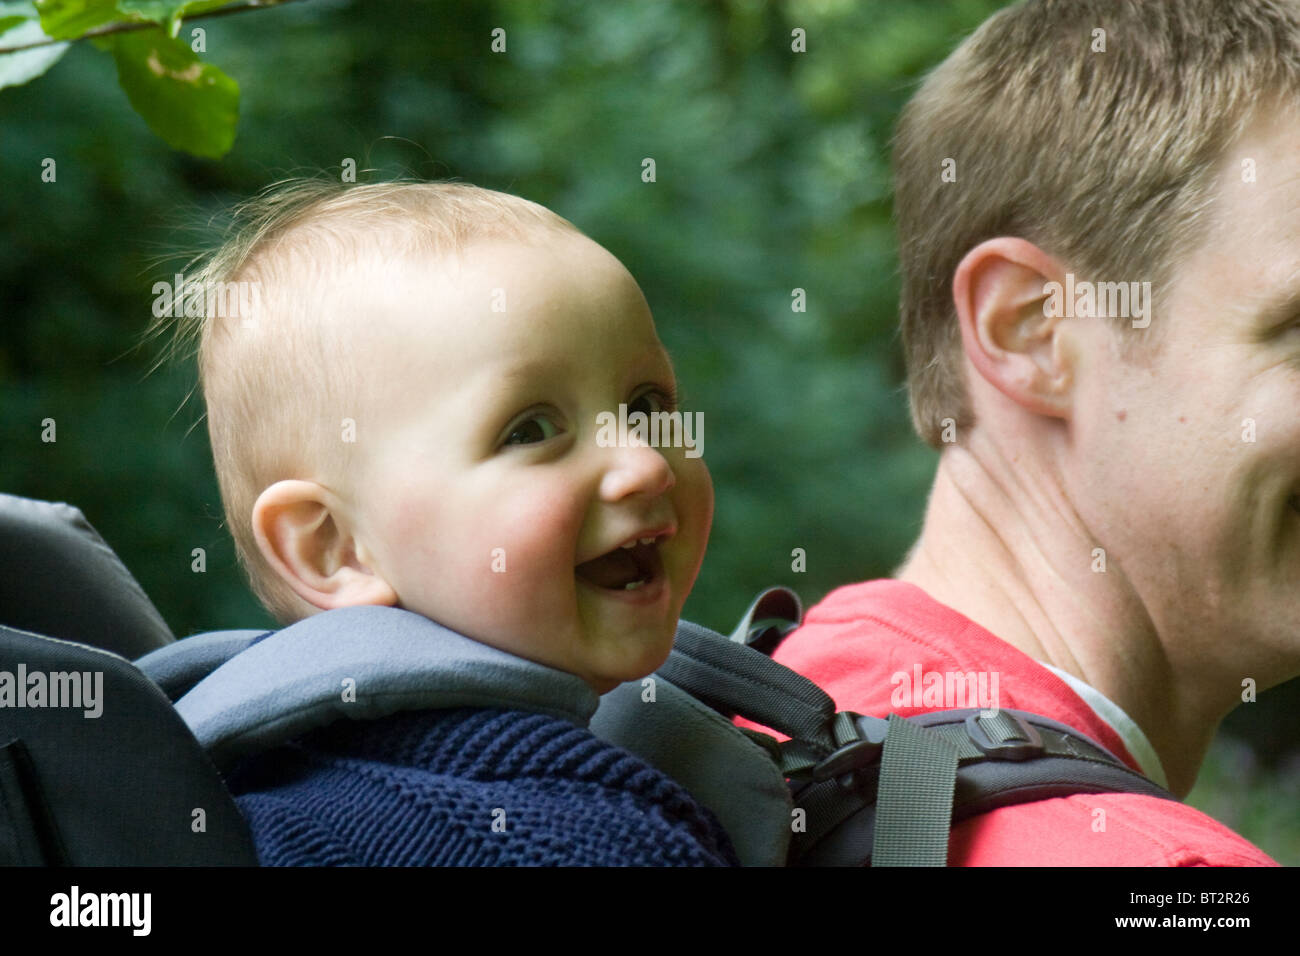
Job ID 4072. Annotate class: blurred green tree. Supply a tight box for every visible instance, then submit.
[2,0,1295,863]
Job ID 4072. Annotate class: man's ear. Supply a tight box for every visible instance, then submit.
[251,479,397,610]
[953,237,1078,420]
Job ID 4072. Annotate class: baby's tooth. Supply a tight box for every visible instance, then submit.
[621,541,636,549]
[624,580,645,591]
[639,536,655,545]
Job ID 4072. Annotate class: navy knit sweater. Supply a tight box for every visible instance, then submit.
[225,707,740,866]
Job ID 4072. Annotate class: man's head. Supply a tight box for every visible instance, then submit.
[167,181,712,693]
[894,0,1300,446]
[893,0,1300,689]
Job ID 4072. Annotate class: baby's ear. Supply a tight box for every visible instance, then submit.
[251,480,397,610]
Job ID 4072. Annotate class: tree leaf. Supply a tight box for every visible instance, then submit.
[117,1,237,38]
[110,26,238,158]
[0,16,68,89]
[36,0,238,42]
[118,0,235,19]
[35,0,124,39]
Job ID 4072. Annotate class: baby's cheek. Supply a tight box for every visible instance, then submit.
[485,491,580,590]
[369,495,432,588]
[448,484,582,629]
[676,458,714,548]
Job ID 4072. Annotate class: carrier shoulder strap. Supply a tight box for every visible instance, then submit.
[659,607,1177,867]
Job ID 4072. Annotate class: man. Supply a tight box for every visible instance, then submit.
[769,0,1299,864]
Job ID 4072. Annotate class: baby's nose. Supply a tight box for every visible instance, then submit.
[599,441,676,501]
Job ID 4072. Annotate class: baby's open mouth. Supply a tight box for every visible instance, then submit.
[576,538,665,591]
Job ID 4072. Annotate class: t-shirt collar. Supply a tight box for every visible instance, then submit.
[1039,661,1169,789]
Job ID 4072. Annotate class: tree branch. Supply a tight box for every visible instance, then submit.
[0,0,310,54]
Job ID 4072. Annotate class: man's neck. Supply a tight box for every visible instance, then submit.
[895,439,1232,797]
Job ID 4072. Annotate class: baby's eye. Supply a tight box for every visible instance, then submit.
[503,414,562,446]
[627,387,678,417]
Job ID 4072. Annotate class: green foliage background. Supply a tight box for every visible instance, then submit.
[1,0,1296,862]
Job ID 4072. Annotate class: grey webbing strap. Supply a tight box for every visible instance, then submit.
[871,715,960,867]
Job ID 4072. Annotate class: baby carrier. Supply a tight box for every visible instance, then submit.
[0,493,1174,866]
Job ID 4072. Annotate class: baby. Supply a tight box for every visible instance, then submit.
[169,180,733,865]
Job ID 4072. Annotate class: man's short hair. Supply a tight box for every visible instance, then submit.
[150,180,581,623]
[893,0,1300,447]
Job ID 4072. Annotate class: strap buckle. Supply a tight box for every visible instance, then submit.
[811,714,889,782]
[964,711,1044,761]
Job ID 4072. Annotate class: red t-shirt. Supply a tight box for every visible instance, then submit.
[742,580,1277,866]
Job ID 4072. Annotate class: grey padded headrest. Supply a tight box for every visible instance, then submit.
[137,605,599,769]
[0,493,174,658]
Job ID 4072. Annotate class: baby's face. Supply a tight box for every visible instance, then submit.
[343,232,712,693]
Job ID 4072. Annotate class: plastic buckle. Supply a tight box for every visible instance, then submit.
[964,711,1044,761]
[811,714,889,782]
